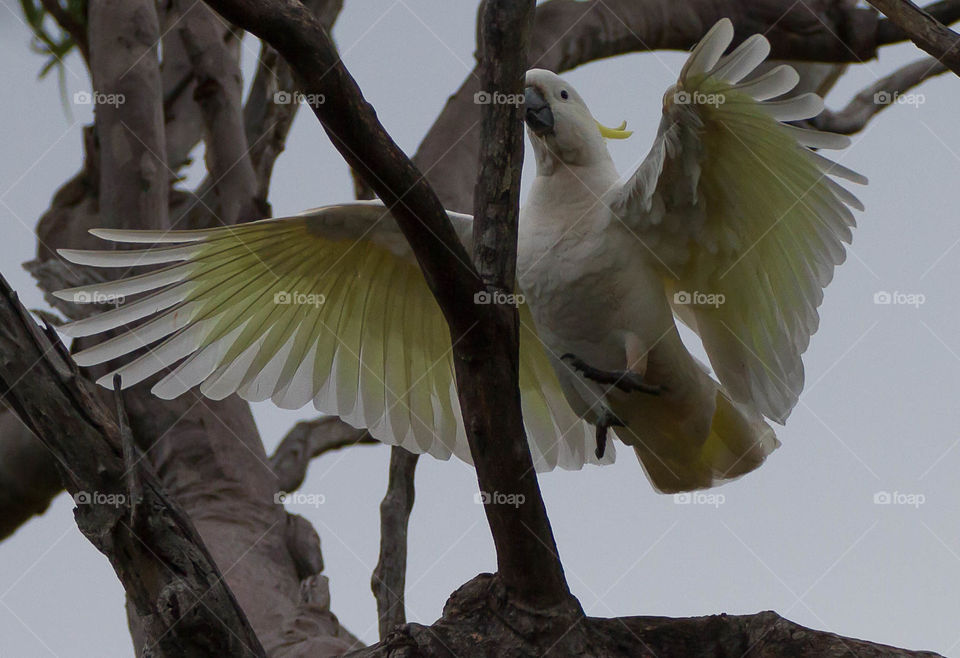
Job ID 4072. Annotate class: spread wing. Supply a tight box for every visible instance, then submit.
[611,19,866,422]
[55,201,605,470]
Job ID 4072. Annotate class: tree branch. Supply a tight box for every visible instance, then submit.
[88,0,168,230]
[176,0,264,224]
[878,0,960,44]
[352,575,942,657]
[371,447,418,639]
[0,275,266,656]
[457,0,573,609]
[810,56,948,133]
[269,416,376,494]
[869,0,960,75]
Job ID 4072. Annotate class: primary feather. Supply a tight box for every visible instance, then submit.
[56,201,606,470]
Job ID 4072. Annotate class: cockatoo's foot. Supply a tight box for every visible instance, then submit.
[561,353,663,395]
[595,410,626,459]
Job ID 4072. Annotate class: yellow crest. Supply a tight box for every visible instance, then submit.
[595,119,633,140]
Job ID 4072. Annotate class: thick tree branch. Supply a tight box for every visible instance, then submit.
[869,0,960,75]
[0,275,266,657]
[457,0,573,609]
[371,447,418,639]
[878,0,960,44]
[352,574,942,657]
[88,0,168,230]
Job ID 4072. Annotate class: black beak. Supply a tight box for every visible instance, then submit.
[524,86,554,136]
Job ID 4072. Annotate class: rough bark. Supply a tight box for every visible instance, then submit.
[869,0,960,75]
[349,574,942,658]
[371,447,418,639]
[87,0,168,230]
[0,275,265,657]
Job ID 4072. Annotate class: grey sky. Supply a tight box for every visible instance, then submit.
[2,2,960,656]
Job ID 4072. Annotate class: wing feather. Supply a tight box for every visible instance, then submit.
[57,202,610,470]
[614,19,866,422]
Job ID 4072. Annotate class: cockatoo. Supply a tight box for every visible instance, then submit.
[54,19,864,492]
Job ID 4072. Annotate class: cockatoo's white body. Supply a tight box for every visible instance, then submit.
[518,143,730,491]
[54,20,864,492]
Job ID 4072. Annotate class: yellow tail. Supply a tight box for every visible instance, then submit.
[627,389,779,494]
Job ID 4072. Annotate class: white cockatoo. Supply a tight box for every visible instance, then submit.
[54,20,864,492]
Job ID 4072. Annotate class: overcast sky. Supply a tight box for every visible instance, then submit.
[2,2,960,656]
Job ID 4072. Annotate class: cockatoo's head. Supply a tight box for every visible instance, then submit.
[523,68,631,173]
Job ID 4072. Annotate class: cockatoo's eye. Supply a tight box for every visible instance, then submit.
[560,90,569,100]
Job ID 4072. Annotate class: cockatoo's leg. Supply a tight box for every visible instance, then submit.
[559,353,663,395]
[594,409,625,459]
[562,334,662,458]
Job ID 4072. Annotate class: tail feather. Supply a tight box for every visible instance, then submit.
[624,388,779,494]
